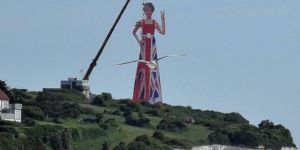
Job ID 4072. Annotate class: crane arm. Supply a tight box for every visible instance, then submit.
[83,0,131,80]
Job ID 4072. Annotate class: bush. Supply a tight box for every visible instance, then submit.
[100,124,108,130]
[153,131,165,141]
[100,119,119,130]
[141,101,153,108]
[80,107,95,114]
[92,95,108,107]
[208,130,231,145]
[230,131,261,147]
[224,112,249,124]
[127,141,150,150]
[104,119,118,128]
[135,135,151,146]
[156,119,187,132]
[123,109,133,117]
[95,113,105,124]
[0,132,46,150]
[126,102,140,112]
[23,118,36,126]
[125,113,151,128]
[112,110,121,116]
[22,106,45,120]
[146,109,159,116]
[101,92,112,101]
[165,139,191,149]
[113,142,126,150]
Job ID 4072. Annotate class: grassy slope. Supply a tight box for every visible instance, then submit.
[34,102,211,150]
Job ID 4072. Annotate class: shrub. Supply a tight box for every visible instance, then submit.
[22,106,45,120]
[123,109,133,117]
[23,118,36,126]
[102,141,109,150]
[126,102,140,112]
[104,119,118,128]
[230,131,261,147]
[112,110,121,116]
[224,112,249,124]
[135,135,151,146]
[146,109,159,116]
[100,119,119,130]
[141,101,153,108]
[101,92,112,101]
[92,95,108,107]
[80,107,95,114]
[119,99,132,104]
[125,115,151,128]
[165,139,191,149]
[153,131,165,141]
[95,113,105,124]
[100,124,108,130]
[208,130,231,145]
[156,119,187,132]
[113,142,126,150]
[127,141,150,150]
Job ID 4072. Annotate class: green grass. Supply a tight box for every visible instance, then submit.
[79,103,117,113]
[26,101,213,150]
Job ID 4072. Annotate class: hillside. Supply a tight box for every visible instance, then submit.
[0,84,297,150]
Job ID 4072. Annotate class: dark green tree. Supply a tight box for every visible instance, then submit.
[92,95,108,107]
[101,92,112,101]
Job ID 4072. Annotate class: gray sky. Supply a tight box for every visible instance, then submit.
[1,0,299,147]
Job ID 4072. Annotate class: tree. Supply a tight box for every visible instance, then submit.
[92,95,108,107]
[258,120,275,129]
[22,106,45,120]
[37,91,80,122]
[101,92,112,101]
[38,93,64,122]
[207,131,231,145]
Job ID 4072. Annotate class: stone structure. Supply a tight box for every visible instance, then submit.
[60,77,90,99]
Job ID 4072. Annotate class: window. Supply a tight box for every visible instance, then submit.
[15,110,21,120]
[2,101,9,109]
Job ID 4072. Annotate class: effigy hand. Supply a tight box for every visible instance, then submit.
[138,40,143,46]
[160,10,165,23]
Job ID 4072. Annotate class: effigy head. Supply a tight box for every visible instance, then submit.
[143,2,155,13]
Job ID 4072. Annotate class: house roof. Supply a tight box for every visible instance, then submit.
[0,89,10,100]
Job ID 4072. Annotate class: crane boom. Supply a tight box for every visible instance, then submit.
[83,0,131,80]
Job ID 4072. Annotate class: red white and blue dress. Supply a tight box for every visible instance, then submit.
[133,19,162,104]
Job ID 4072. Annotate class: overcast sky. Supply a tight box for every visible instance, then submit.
[1,0,299,147]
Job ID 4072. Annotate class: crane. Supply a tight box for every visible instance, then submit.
[83,0,131,80]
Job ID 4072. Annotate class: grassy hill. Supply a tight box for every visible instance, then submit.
[0,86,296,150]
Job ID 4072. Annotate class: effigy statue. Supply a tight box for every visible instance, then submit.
[132,2,165,104]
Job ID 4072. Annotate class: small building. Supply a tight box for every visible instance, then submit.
[0,89,22,122]
[61,77,91,99]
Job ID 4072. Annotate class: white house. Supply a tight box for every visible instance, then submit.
[0,89,22,122]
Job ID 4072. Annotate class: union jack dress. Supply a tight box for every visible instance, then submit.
[133,19,162,104]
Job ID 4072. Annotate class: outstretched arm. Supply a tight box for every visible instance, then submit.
[156,11,166,35]
[133,20,142,45]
